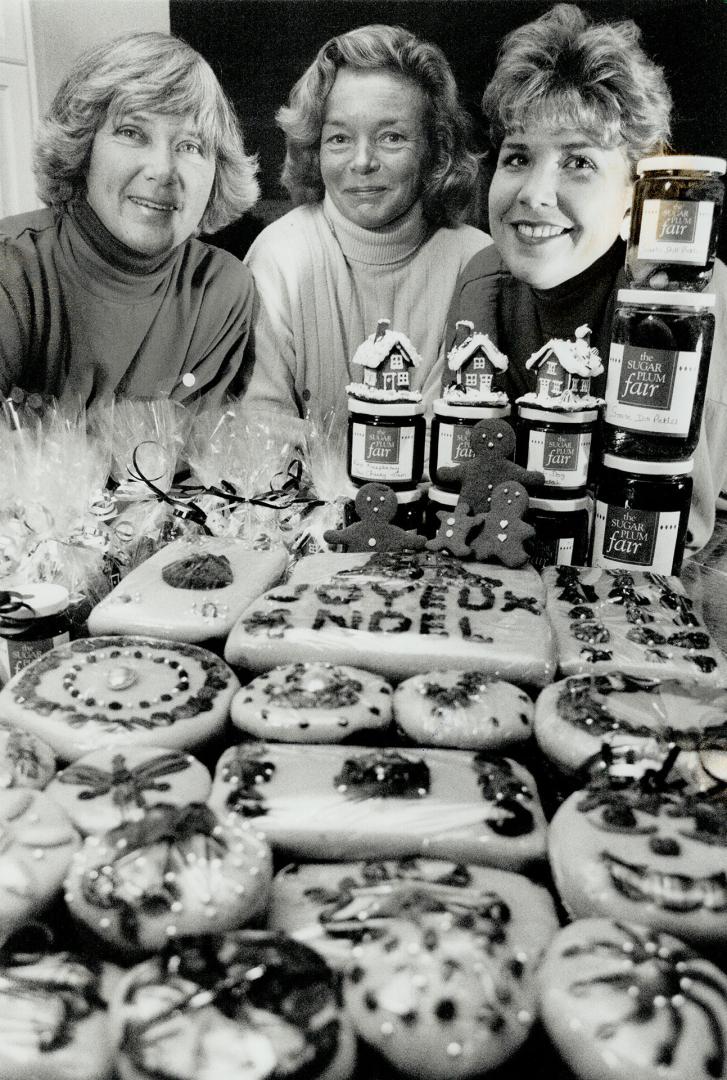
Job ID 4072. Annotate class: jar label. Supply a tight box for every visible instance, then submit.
[437,425,475,470]
[0,631,70,686]
[592,502,681,572]
[529,536,575,570]
[637,198,714,265]
[350,421,417,482]
[526,429,591,487]
[606,343,698,436]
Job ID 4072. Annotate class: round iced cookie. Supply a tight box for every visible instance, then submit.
[270,857,559,970]
[109,930,356,1080]
[0,787,80,947]
[548,779,727,953]
[535,673,727,777]
[0,940,114,1080]
[0,636,240,761]
[538,918,727,1080]
[0,720,56,789]
[343,920,536,1079]
[46,746,211,835]
[231,661,393,743]
[393,670,533,749]
[64,802,272,956]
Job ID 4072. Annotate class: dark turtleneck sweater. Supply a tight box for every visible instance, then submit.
[0,200,253,409]
[445,239,628,400]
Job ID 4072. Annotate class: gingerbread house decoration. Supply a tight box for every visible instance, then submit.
[446,320,509,395]
[525,324,603,401]
[352,319,422,394]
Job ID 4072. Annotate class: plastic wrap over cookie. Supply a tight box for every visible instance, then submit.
[225,551,555,687]
[538,918,727,1080]
[109,930,356,1080]
[87,536,287,641]
[535,672,727,782]
[542,565,727,685]
[209,742,547,870]
[269,857,558,971]
[0,636,239,761]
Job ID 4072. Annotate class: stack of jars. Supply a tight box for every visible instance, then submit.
[591,154,725,574]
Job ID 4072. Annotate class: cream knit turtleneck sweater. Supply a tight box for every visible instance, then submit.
[242,193,490,437]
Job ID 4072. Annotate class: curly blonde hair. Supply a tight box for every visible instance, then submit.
[277,23,480,228]
[34,31,259,233]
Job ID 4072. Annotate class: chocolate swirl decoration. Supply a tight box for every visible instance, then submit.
[472,753,534,836]
[334,749,430,800]
[222,746,276,818]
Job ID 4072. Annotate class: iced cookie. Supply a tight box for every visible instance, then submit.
[0,720,56,789]
[0,636,239,761]
[535,673,727,777]
[343,920,537,1078]
[542,565,727,685]
[110,931,356,1080]
[538,918,727,1080]
[269,858,558,970]
[393,670,533,750]
[47,746,211,835]
[0,942,114,1080]
[548,777,727,952]
[87,536,287,642]
[230,662,393,743]
[64,803,272,956]
[209,743,547,869]
[225,550,555,687]
[0,788,80,947]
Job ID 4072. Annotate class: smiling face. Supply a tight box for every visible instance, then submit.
[319,68,429,230]
[488,125,633,290]
[85,111,215,256]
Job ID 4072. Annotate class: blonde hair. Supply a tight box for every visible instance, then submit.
[483,4,672,172]
[34,31,259,233]
[278,23,480,227]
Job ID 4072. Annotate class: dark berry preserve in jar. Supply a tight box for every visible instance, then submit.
[591,454,693,575]
[430,399,511,489]
[516,404,599,496]
[526,494,592,570]
[347,399,425,489]
[626,155,725,291]
[604,289,715,461]
[0,583,71,685]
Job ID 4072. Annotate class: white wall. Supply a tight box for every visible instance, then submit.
[30,0,169,116]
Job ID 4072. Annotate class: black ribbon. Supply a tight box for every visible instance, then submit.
[0,590,36,627]
[127,446,212,534]
[178,457,325,516]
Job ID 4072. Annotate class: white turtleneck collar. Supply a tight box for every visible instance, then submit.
[322,191,429,267]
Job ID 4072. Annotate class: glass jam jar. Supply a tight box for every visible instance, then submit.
[347,399,425,489]
[626,155,726,290]
[430,399,511,489]
[604,289,715,461]
[591,454,693,574]
[0,583,71,686]
[526,494,592,570]
[515,404,599,496]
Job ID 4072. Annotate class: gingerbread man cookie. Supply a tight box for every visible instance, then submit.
[470,483,534,568]
[439,419,543,513]
[425,501,485,558]
[324,483,425,553]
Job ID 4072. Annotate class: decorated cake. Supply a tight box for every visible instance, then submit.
[87,536,287,642]
[542,565,727,685]
[224,551,555,686]
[269,857,558,970]
[0,636,240,761]
[208,742,547,869]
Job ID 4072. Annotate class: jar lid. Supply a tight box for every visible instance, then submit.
[602,453,694,476]
[433,398,511,419]
[616,288,716,309]
[529,495,592,512]
[1,583,69,621]
[395,487,424,505]
[427,486,459,507]
[637,154,726,176]
[518,404,599,424]
[347,397,424,417]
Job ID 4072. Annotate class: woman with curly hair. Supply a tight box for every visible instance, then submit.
[241,23,490,430]
[0,31,259,409]
[447,3,727,554]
